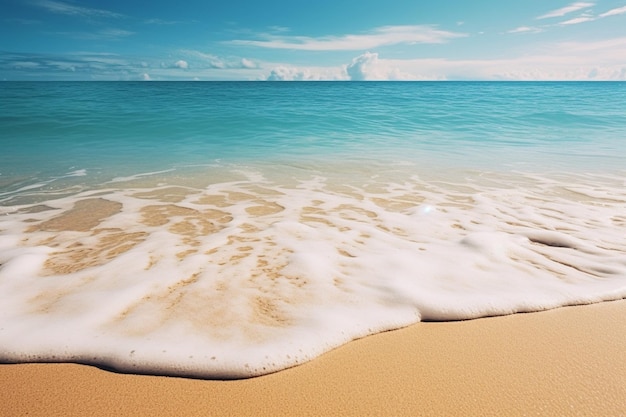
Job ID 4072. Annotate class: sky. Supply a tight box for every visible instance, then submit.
[1,0,626,80]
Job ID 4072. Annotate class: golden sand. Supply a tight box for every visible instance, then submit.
[1,300,625,417]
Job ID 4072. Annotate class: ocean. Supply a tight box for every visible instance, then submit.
[1,81,625,378]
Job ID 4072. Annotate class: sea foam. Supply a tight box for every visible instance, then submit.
[0,164,624,378]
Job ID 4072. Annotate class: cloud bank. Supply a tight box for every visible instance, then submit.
[0,51,259,81]
[229,25,466,51]
[266,66,346,81]
[265,52,413,81]
[265,37,626,81]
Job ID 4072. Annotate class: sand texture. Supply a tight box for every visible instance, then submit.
[1,300,625,417]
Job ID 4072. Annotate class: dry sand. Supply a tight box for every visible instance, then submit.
[1,299,625,417]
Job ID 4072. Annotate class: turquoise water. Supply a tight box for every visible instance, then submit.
[1,82,625,378]
[2,82,625,193]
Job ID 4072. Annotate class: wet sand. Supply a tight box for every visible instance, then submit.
[1,299,625,416]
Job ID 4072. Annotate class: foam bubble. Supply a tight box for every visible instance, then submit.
[65,169,87,177]
[0,165,625,378]
[110,169,176,183]
[0,183,48,198]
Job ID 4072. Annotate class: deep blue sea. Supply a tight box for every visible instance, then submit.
[1,82,625,378]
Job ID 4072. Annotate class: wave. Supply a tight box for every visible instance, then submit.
[1,165,624,378]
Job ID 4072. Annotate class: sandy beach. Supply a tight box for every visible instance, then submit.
[1,299,625,417]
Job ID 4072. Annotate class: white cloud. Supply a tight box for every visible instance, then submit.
[229,25,466,51]
[527,2,626,28]
[346,52,413,81]
[241,58,257,69]
[144,18,184,25]
[554,4,626,25]
[265,53,430,81]
[559,16,595,25]
[346,53,376,80]
[508,26,543,34]
[180,50,226,68]
[390,37,626,80]
[1,51,232,81]
[98,29,134,38]
[35,0,123,18]
[553,36,626,53]
[12,61,41,69]
[266,65,347,81]
[599,5,626,17]
[267,25,290,33]
[266,66,309,81]
[265,53,413,81]
[537,2,594,19]
[52,28,134,40]
[179,50,260,70]
[175,60,188,69]
[264,37,626,82]
[6,34,626,82]
[45,60,76,71]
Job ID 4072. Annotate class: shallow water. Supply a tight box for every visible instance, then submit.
[1,82,625,378]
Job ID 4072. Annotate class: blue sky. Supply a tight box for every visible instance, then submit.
[2,0,626,80]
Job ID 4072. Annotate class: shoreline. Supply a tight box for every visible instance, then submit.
[2,299,625,416]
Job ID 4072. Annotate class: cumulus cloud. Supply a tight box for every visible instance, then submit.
[537,2,594,19]
[264,36,626,82]
[241,58,257,69]
[266,65,347,81]
[346,53,376,80]
[266,67,311,81]
[6,34,626,82]
[346,52,413,81]
[266,52,415,81]
[229,25,466,51]
[175,60,188,69]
